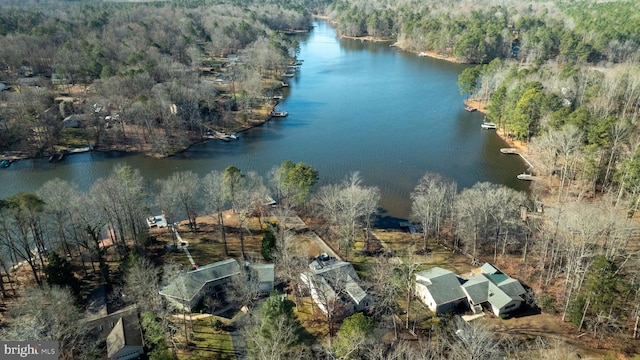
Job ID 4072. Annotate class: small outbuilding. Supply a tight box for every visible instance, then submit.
[62,114,84,128]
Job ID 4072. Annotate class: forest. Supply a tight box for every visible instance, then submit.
[1,0,640,359]
[0,0,318,157]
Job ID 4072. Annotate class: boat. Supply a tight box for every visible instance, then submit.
[418,52,427,57]
[283,73,295,78]
[500,148,518,154]
[280,81,289,87]
[270,111,288,117]
[465,106,477,112]
[517,173,535,181]
[272,95,284,100]
[229,132,239,140]
[0,159,11,168]
[481,122,496,129]
[67,145,94,154]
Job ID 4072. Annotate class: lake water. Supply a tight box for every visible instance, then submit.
[0,20,528,220]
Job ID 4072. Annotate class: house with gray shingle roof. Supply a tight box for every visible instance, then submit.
[300,254,373,317]
[159,259,241,311]
[462,264,526,316]
[415,267,468,315]
[415,263,527,316]
[159,259,275,312]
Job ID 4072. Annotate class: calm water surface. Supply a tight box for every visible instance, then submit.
[0,21,528,220]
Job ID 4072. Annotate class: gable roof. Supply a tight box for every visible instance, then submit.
[461,264,526,310]
[307,258,369,306]
[160,259,240,303]
[415,267,467,306]
[106,314,143,359]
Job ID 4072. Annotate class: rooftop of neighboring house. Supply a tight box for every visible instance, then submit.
[307,254,369,306]
[106,314,143,359]
[415,267,467,306]
[462,263,527,309]
[159,258,241,302]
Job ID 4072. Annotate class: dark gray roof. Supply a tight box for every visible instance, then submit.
[159,259,240,303]
[307,260,369,305]
[415,267,467,306]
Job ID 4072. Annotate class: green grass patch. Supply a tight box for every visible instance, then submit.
[59,127,93,148]
[178,317,235,360]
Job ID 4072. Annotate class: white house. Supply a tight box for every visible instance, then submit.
[415,263,527,316]
[461,263,527,316]
[414,267,468,315]
[300,254,373,318]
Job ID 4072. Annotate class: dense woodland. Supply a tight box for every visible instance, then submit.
[2,0,640,359]
[0,0,318,157]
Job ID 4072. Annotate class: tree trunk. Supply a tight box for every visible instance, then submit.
[218,210,227,256]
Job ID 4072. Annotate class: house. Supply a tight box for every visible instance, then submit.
[414,267,467,315]
[62,114,84,128]
[159,259,275,311]
[106,315,144,360]
[300,254,373,317]
[461,263,527,316]
[414,263,527,317]
[85,299,142,360]
[159,258,241,311]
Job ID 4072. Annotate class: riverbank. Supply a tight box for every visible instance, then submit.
[464,98,529,156]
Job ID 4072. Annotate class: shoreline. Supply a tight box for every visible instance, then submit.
[463,98,530,156]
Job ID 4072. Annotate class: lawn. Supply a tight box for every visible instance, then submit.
[59,127,93,148]
[177,317,236,360]
[372,229,475,274]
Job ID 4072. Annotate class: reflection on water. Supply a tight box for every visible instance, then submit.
[0,20,528,219]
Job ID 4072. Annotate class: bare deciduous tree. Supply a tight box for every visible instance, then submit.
[411,173,456,251]
[158,171,201,232]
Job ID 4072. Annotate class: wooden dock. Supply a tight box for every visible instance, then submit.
[500,148,518,154]
[500,148,535,169]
